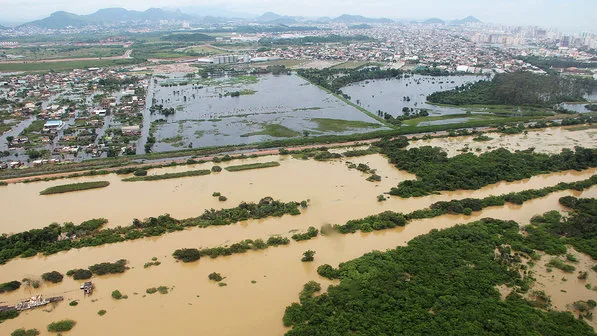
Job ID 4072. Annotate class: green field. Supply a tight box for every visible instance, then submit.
[224,161,281,172]
[0,58,142,72]
[122,169,211,182]
[241,124,300,138]
[311,118,381,132]
[40,181,110,195]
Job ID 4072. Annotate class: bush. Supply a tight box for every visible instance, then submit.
[47,320,76,332]
[173,248,201,262]
[212,192,221,197]
[208,272,224,282]
[157,286,169,294]
[211,166,222,172]
[98,310,106,316]
[133,169,148,176]
[111,290,123,300]
[463,208,473,215]
[267,236,290,246]
[66,269,92,280]
[11,329,39,336]
[0,309,19,323]
[146,287,157,294]
[0,280,21,293]
[69,300,78,306]
[89,259,128,275]
[292,227,319,241]
[301,250,316,262]
[218,195,228,202]
[41,271,64,283]
[317,264,340,279]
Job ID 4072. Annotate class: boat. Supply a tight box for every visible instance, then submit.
[81,281,94,295]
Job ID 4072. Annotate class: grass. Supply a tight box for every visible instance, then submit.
[122,169,211,182]
[39,181,110,195]
[310,118,381,132]
[241,124,300,138]
[329,61,375,69]
[547,258,576,273]
[47,320,76,332]
[224,161,280,172]
[0,58,141,72]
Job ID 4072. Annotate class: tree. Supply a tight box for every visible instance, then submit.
[301,250,315,262]
[41,271,63,283]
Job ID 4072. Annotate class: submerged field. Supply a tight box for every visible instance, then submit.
[147,73,387,151]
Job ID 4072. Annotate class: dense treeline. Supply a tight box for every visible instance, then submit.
[427,72,596,106]
[176,235,291,260]
[291,227,319,241]
[88,259,128,275]
[332,175,597,234]
[0,280,21,293]
[161,33,215,42]
[520,56,597,70]
[0,198,303,264]
[39,181,110,195]
[377,139,597,197]
[297,67,403,94]
[522,197,597,259]
[283,218,596,335]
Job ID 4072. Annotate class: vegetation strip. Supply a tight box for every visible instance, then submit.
[0,198,303,265]
[39,181,110,195]
[224,161,280,172]
[122,169,211,182]
[376,137,597,197]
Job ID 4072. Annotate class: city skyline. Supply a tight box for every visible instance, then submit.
[0,0,595,33]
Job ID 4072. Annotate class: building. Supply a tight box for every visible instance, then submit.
[43,120,64,131]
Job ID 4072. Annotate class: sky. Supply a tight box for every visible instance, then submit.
[0,0,595,33]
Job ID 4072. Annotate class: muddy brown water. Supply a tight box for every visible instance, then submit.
[1,129,596,335]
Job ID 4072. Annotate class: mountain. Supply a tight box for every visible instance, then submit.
[423,18,445,25]
[256,12,297,25]
[332,14,393,24]
[169,6,254,19]
[451,16,482,25]
[21,7,196,29]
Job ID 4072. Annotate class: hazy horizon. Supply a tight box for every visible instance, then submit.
[0,0,595,33]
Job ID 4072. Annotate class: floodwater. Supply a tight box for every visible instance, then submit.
[408,126,597,157]
[0,186,594,336]
[341,74,485,117]
[1,129,597,335]
[149,74,386,150]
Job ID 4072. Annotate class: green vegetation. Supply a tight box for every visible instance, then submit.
[241,124,300,138]
[218,282,228,287]
[472,134,492,141]
[146,286,169,294]
[157,286,169,294]
[41,271,63,283]
[317,264,341,280]
[98,310,106,316]
[291,227,319,241]
[10,328,39,336]
[376,137,597,197]
[66,269,92,280]
[342,148,378,157]
[69,300,78,306]
[47,319,76,332]
[218,195,228,202]
[189,235,291,259]
[298,67,403,94]
[301,250,315,262]
[0,198,302,265]
[311,118,381,132]
[111,290,124,300]
[146,287,158,294]
[427,72,596,106]
[0,58,140,73]
[224,161,280,172]
[0,280,21,293]
[208,272,224,282]
[546,259,576,273]
[283,217,596,335]
[0,309,19,323]
[173,248,202,262]
[211,165,222,172]
[122,169,211,182]
[89,259,128,275]
[144,258,161,268]
[333,175,597,234]
[39,181,110,195]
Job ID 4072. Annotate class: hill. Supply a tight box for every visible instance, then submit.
[332,14,393,24]
[423,18,445,24]
[451,16,482,24]
[22,7,195,29]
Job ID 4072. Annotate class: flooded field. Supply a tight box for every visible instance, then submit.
[1,128,596,335]
[408,126,597,157]
[148,74,386,150]
[341,74,484,117]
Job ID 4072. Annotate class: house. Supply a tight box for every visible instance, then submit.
[121,125,140,135]
[43,120,64,131]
